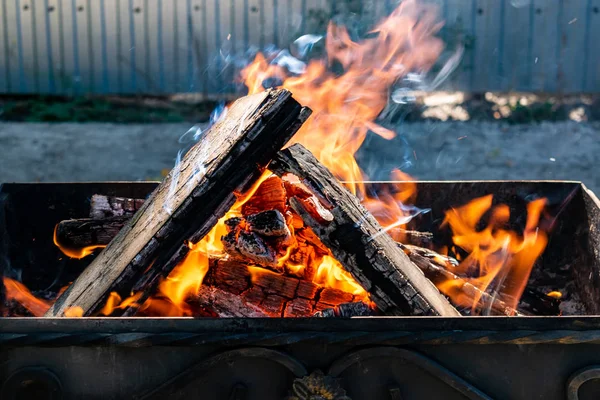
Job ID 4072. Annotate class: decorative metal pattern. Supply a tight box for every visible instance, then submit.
[328,347,492,400]
[136,347,308,399]
[286,370,351,400]
[132,347,490,399]
[0,0,598,95]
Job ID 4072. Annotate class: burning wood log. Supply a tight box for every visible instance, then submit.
[46,89,311,317]
[193,285,270,318]
[246,209,291,238]
[395,229,434,248]
[399,244,524,316]
[55,217,129,248]
[56,201,429,251]
[241,175,287,216]
[205,258,363,317]
[269,144,460,316]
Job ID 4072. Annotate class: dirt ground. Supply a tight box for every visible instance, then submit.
[0,120,599,194]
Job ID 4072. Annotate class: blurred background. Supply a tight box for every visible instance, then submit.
[0,0,598,190]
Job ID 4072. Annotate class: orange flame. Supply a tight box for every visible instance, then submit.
[3,277,51,316]
[439,195,548,313]
[49,1,442,316]
[7,1,554,318]
[313,255,367,297]
[242,0,443,197]
[361,170,419,241]
[142,171,275,315]
[53,224,106,259]
[64,306,83,317]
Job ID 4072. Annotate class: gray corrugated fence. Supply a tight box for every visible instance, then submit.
[0,0,598,95]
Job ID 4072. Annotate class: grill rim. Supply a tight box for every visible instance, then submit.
[2,317,600,346]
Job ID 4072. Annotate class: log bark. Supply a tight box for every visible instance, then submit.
[46,89,311,317]
[55,217,129,248]
[399,244,524,316]
[269,144,460,316]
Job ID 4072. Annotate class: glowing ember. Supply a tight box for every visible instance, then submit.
[546,291,563,299]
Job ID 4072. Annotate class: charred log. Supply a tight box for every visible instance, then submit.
[45,89,310,317]
[399,243,525,316]
[193,285,269,318]
[205,258,363,317]
[270,144,460,316]
[55,217,129,248]
[246,209,290,237]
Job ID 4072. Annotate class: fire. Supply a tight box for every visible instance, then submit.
[241,0,443,197]
[148,172,275,314]
[53,224,106,259]
[438,195,548,314]
[6,1,552,318]
[3,277,51,317]
[313,255,366,297]
[361,170,420,242]
[64,306,83,317]
[148,170,368,315]
[547,291,562,299]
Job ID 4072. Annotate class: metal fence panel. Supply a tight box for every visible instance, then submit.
[0,0,598,95]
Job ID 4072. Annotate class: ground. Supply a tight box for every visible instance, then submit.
[1,120,598,194]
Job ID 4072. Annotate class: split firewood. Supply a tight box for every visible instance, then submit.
[401,244,459,269]
[90,194,146,219]
[283,180,334,224]
[45,89,311,317]
[55,213,433,255]
[193,285,270,318]
[241,175,287,216]
[399,243,524,316]
[270,144,460,316]
[55,217,129,248]
[313,301,375,318]
[395,229,434,248]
